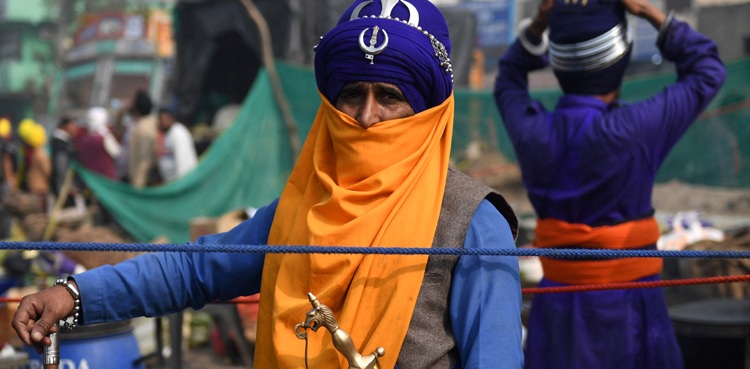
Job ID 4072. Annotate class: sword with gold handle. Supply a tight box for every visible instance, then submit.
[295,292,385,369]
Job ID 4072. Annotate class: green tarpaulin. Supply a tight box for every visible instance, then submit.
[78,58,750,243]
[78,69,295,243]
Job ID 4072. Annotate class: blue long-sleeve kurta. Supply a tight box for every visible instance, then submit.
[494,19,726,227]
[74,198,524,368]
[493,17,726,369]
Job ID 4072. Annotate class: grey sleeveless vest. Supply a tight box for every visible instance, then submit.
[396,167,518,369]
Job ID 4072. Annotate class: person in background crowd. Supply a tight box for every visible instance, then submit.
[12,1,524,368]
[16,119,51,212]
[75,107,123,227]
[111,107,133,183]
[493,0,726,367]
[126,90,160,188]
[0,118,16,238]
[77,107,120,180]
[50,116,81,204]
[157,107,198,182]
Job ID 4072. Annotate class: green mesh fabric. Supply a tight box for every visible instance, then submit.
[78,58,750,243]
[77,69,295,243]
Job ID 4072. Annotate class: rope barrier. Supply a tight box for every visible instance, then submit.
[2,241,748,295]
[522,273,750,294]
[0,296,261,304]
[1,241,750,259]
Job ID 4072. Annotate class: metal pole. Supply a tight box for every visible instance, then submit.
[43,323,60,369]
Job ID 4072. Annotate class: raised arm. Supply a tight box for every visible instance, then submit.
[615,5,726,165]
[493,0,553,136]
[621,0,666,29]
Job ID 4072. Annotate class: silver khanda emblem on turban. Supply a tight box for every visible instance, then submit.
[359,25,389,65]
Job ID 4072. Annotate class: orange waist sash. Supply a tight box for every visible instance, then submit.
[534,217,662,284]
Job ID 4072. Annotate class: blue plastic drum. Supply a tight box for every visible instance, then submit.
[24,320,145,369]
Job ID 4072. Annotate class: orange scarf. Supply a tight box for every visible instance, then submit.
[254,93,455,368]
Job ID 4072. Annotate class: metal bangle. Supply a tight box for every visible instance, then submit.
[55,278,81,329]
[517,18,549,56]
[549,20,633,72]
[657,10,675,48]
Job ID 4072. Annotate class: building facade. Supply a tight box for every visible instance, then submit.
[0,0,56,123]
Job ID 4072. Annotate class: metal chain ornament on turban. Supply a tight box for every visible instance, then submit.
[314,0,454,113]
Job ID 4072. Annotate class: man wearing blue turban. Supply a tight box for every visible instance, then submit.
[13,1,525,368]
[494,0,726,367]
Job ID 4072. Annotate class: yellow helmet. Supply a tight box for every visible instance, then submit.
[18,119,36,140]
[0,118,10,139]
[19,121,47,148]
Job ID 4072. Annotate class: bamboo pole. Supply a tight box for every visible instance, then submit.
[42,168,75,242]
[239,0,302,162]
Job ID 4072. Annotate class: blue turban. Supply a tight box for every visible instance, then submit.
[314,0,453,113]
[548,0,632,95]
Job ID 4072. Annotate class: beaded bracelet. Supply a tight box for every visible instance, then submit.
[55,278,81,329]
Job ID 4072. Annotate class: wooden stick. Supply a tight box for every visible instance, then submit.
[239,0,301,162]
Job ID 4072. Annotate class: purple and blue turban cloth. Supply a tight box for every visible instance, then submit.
[314,0,453,113]
[549,0,632,95]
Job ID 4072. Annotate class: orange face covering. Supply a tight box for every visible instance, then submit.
[254,92,455,369]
